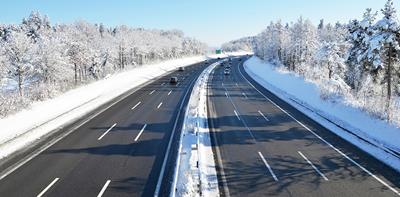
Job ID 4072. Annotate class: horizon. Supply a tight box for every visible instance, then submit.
[1,0,398,47]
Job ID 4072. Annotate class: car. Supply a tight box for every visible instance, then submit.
[217,57,221,60]
[170,77,178,84]
[224,69,230,75]
[178,67,184,71]
[238,58,242,61]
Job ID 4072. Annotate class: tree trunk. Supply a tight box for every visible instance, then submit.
[84,65,87,80]
[80,66,84,82]
[386,48,392,121]
[292,54,296,71]
[17,65,23,97]
[74,63,78,86]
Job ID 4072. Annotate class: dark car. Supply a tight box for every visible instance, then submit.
[178,67,184,71]
[170,77,178,84]
[224,69,230,75]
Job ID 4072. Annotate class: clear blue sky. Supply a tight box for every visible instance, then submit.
[1,0,396,47]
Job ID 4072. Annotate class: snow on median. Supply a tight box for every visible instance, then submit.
[244,56,400,172]
[171,61,221,197]
[0,56,206,161]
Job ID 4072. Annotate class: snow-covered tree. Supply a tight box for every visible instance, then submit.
[364,0,400,120]
[21,11,51,42]
[316,42,347,79]
[36,34,70,83]
[346,8,377,90]
[287,17,318,73]
[2,31,37,96]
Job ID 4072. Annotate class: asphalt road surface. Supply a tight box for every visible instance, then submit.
[0,60,214,197]
[207,57,400,197]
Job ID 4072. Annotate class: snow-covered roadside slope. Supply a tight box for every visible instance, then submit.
[244,56,400,172]
[0,56,206,160]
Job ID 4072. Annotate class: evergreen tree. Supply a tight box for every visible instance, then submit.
[346,8,377,90]
[367,0,400,120]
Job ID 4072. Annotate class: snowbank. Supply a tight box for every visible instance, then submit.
[244,56,400,172]
[171,61,220,197]
[207,51,252,59]
[0,56,206,161]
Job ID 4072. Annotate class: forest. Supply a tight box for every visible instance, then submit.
[0,12,206,117]
[223,0,400,125]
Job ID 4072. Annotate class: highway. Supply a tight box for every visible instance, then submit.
[207,57,400,197]
[1,56,400,197]
[0,60,214,197]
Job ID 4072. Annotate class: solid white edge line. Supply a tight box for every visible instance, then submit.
[134,124,147,142]
[258,151,278,181]
[168,90,172,95]
[131,101,141,110]
[97,180,111,197]
[238,59,400,196]
[234,110,240,120]
[298,151,329,181]
[258,110,269,121]
[208,108,231,197]
[37,178,59,197]
[149,90,156,95]
[97,123,117,140]
[157,102,163,109]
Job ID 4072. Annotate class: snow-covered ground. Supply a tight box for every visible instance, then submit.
[244,56,400,172]
[0,56,207,161]
[172,61,221,197]
[207,51,252,59]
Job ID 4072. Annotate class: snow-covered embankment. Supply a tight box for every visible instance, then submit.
[171,61,221,197]
[244,56,400,172]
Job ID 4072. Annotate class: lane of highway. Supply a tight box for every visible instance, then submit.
[208,57,400,197]
[0,60,214,197]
